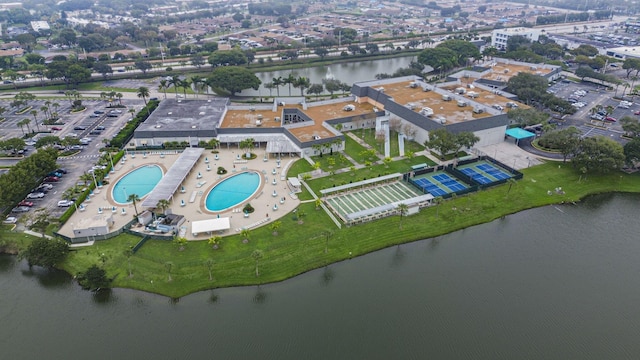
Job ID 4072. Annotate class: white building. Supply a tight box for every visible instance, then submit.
[491,27,541,50]
[30,21,50,32]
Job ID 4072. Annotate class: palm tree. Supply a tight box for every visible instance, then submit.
[115,92,123,106]
[269,220,282,236]
[293,76,311,97]
[272,76,283,97]
[240,229,251,242]
[164,261,173,281]
[156,199,170,215]
[208,235,222,249]
[158,79,168,99]
[30,110,40,132]
[506,178,517,196]
[433,196,443,217]
[127,193,141,217]
[251,250,263,277]
[168,75,181,98]
[264,82,275,97]
[137,86,150,106]
[190,76,201,98]
[180,79,190,98]
[22,118,31,133]
[16,119,26,135]
[284,73,296,96]
[397,203,409,229]
[205,259,214,280]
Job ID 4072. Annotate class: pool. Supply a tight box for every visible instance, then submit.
[112,165,164,204]
[205,172,261,212]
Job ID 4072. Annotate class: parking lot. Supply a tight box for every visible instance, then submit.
[546,79,629,144]
[1,96,144,222]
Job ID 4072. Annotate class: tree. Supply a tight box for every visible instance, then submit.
[77,264,111,292]
[127,193,141,217]
[418,47,457,73]
[397,203,408,230]
[505,178,517,196]
[424,128,457,159]
[292,76,311,97]
[208,235,222,250]
[26,209,51,237]
[191,54,205,69]
[507,108,549,127]
[137,86,150,106]
[506,35,532,52]
[621,116,640,138]
[158,79,168,99]
[324,79,343,96]
[134,60,152,74]
[207,67,261,95]
[454,132,480,156]
[314,48,328,59]
[283,73,296,96]
[241,229,251,242]
[269,220,282,236]
[93,62,113,79]
[19,237,69,269]
[433,196,443,217]
[251,250,263,277]
[205,259,214,281]
[572,136,625,173]
[173,236,188,251]
[207,49,247,67]
[624,138,640,166]
[307,83,324,100]
[156,199,170,214]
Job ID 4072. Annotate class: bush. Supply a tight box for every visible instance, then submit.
[243,203,254,213]
[217,166,227,175]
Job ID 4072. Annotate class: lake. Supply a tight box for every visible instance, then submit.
[2,193,640,359]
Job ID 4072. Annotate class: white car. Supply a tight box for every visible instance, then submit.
[27,192,45,199]
[3,216,17,224]
[57,200,74,207]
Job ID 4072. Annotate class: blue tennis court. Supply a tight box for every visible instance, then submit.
[412,172,468,196]
[459,161,513,184]
[413,178,448,197]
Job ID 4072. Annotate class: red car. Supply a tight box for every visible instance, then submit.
[634,110,640,115]
[604,116,617,122]
[18,200,34,207]
[44,176,59,182]
[51,126,62,131]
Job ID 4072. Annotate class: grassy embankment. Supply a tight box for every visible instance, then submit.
[47,161,640,298]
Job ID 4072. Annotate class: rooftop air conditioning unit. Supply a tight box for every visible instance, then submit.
[256,120,262,126]
[457,100,468,107]
[257,114,263,120]
[406,103,416,110]
[473,107,484,114]
[503,69,509,73]
[420,107,433,116]
[343,105,355,111]
[376,87,385,93]
[442,94,452,101]
[436,116,446,124]
[274,116,281,122]
[423,86,431,92]
[455,87,466,94]
[409,82,418,88]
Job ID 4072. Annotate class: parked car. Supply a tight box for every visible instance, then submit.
[634,110,640,115]
[37,183,53,190]
[106,113,119,118]
[3,216,17,224]
[56,168,68,174]
[48,171,63,178]
[11,206,31,213]
[89,113,101,118]
[95,126,106,130]
[605,116,617,122]
[93,110,105,114]
[27,192,45,199]
[57,200,74,207]
[44,176,59,182]
[89,130,102,135]
[74,126,86,131]
[18,200,34,207]
[51,126,62,131]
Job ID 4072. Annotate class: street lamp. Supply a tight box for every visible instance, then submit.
[91,170,98,188]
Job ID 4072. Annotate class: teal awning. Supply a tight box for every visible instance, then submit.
[505,128,535,140]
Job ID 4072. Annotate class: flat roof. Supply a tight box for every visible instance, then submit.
[140,147,204,208]
[302,101,376,122]
[481,62,554,83]
[136,98,228,134]
[321,173,403,195]
[191,217,230,235]
[440,84,528,109]
[505,127,535,140]
[381,80,492,124]
[221,109,283,128]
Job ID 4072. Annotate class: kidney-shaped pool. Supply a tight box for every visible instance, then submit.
[112,165,163,204]
[205,172,261,212]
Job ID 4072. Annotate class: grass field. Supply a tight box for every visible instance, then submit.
[3,161,640,298]
[343,135,376,164]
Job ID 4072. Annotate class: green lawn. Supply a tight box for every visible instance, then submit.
[343,135,378,164]
[404,137,426,154]
[310,153,353,172]
[4,162,640,298]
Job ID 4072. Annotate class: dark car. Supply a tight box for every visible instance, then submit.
[89,130,102,135]
[93,110,105,114]
[95,126,106,130]
[74,126,86,130]
[56,168,68,174]
[44,176,59,182]
[11,206,30,213]
[106,113,119,118]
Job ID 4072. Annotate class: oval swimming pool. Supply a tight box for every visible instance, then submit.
[112,165,163,204]
[205,172,261,212]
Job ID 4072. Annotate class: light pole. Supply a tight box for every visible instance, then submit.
[105,151,114,172]
[123,186,128,201]
[91,170,98,188]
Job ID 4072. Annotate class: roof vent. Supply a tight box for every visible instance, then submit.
[191,125,197,129]
[199,112,205,115]
[207,99,211,102]
[168,112,172,115]
[155,124,162,128]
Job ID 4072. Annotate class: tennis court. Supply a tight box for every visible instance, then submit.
[458,161,513,185]
[411,171,468,197]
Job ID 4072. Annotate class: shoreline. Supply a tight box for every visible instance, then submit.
[4,162,640,298]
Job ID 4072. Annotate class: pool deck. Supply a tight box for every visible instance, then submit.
[57,147,301,241]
